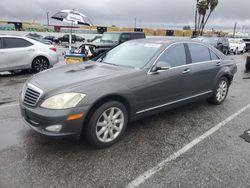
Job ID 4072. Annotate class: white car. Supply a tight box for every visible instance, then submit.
[0,35,59,73]
[228,38,246,55]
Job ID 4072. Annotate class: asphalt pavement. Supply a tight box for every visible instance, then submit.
[0,53,250,188]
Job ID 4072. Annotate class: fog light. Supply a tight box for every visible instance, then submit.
[45,125,62,132]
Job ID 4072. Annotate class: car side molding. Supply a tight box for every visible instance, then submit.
[136,90,213,114]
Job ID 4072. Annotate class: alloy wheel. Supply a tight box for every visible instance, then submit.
[216,80,228,103]
[96,107,124,143]
[33,58,49,72]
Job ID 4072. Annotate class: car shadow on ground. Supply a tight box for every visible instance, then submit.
[0,70,34,78]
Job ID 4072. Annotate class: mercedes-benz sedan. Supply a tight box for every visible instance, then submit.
[20,39,237,147]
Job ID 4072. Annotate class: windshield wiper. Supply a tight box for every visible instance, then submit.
[101,61,135,68]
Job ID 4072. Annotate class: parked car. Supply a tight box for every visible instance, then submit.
[44,36,59,44]
[193,36,230,55]
[87,36,102,42]
[228,38,245,54]
[25,33,52,45]
[58,34,85,44]
[85,32,146,58]
[20,39,237,147]
[0,35,58,73]
[243,38,250,52]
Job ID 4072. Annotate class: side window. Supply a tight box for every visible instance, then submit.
[188,43,211,63]
[3,38,33,49]
[121,34,131,42]
[157,43,186,67]
[0,38,2,49]
[209,49,219,60]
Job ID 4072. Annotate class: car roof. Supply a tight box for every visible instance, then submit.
[127,38,199,45]
[0,35,25,38]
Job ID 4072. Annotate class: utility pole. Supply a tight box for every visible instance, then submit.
[233,22,237,38]
[46,11,50,26]
[134,17,137,29]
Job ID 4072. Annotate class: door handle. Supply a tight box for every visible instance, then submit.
[216,62,221,66]
[182,68,191,74]
[0,52,5,54]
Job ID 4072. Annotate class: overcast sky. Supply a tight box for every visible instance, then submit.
[0,0,249,31]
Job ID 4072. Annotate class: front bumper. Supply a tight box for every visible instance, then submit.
[20,102,89,137]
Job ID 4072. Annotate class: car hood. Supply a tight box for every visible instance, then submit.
[28,61,131,93]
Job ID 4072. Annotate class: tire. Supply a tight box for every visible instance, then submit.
[84,101,128,148]
[208,77,229,105]
[32,57,50,73]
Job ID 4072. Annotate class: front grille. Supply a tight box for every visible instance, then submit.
[23,84,43,107]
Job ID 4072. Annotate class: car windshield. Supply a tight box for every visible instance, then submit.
[99,42,162,68]
[101,33,120,42]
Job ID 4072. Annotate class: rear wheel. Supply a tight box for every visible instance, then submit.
[32,57,49,73]
[84,101,128,148]
[208,77,229,105]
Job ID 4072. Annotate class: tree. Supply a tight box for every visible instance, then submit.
[194,0,218,36]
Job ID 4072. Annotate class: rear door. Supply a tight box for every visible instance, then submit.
[187,43,221,94]
[1,37,34,70]
[146,43,194,108]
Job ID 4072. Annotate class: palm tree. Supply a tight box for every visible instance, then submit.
[195,0,219,36]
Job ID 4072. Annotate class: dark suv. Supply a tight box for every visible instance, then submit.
[194,37,230,55]
[58,34,85,44]
[86,32,146,58]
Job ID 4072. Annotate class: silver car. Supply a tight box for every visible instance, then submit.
[0,35,58,72]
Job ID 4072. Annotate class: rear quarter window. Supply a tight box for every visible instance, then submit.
[188,43,211,63]
[3,38,33,49]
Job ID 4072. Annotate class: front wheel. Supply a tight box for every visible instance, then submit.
[84,101,128,148]
[208,77,229,105]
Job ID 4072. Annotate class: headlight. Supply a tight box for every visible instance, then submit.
[41,93,86,109]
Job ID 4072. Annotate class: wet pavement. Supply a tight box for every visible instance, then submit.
[0,54,250,188]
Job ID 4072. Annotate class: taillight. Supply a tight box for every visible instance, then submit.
[49,47,57,52]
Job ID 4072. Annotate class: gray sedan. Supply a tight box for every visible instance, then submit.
[20,39,237,147]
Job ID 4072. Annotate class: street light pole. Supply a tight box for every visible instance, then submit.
[46,11,50,26]
[233,22,237,38]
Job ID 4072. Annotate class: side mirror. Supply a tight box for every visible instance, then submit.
[152,61,171,73]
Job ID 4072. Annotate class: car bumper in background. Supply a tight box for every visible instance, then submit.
[49,54,59,66]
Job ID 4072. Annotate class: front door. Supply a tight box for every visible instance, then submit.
[146,43,194,109]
